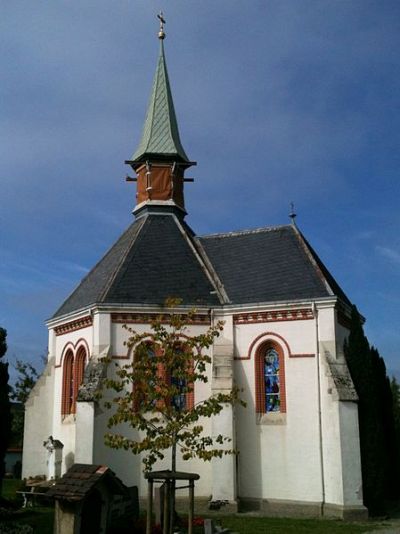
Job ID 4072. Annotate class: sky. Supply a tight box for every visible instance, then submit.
[1,1,399,382]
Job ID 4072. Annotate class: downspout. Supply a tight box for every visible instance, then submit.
[313,301,326,515]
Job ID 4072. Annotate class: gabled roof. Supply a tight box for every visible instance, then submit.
[47,464,127,502]
[130,40,189,163]
[198,224,350,305]
[52,213,220,319]
[53,219,350,320]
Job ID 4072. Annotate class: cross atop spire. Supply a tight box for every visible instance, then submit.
[157,11,166,40]
[289,202,297,225]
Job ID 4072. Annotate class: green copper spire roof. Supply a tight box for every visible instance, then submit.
[131,39,189,163]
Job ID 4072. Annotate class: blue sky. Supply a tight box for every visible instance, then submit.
[1,1,399,381]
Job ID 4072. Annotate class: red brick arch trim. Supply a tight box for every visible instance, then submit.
[254,338,287,414]
[57,338,90,368]
[60,339,90,416]
[234,331,314,360]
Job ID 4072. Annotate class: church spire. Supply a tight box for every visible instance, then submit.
[129,14,189,165]
[126,14,195,215]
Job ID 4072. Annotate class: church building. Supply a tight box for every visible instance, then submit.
[22,21,367,519]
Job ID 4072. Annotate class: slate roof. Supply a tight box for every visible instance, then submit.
[53,213,220,318]
[47,464,126,502]
[129,40,189,164]
[198,224,350,305]
[53,216,350,320]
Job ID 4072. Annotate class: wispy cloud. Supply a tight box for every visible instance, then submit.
[376,246,400,264]
[354,230,375,241]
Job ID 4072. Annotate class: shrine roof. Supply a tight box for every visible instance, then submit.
[47,464,126,502]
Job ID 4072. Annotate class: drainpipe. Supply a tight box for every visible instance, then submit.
[313,302,326,515]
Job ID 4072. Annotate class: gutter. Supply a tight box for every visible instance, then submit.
[313,301,326,513]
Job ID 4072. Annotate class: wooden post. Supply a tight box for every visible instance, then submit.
[146,479,153,534]
[163,481,169,534]
[188,479,194,534]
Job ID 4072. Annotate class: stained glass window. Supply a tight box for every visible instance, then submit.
[171,346,186,411]
[171,375,186,411]
[264,347,280,412]
[146,345,157,407]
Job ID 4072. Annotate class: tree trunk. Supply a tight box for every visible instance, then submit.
[169,438,177,534]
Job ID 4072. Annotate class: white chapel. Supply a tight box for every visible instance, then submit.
[22,21,367,519]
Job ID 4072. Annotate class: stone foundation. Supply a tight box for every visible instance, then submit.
[238,497,368,520]
[323,502,368,520]
[140,495,368,520]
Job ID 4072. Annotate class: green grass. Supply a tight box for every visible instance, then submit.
[1,480,54,533]
[214,515,381,534]
[0,481,387,534]
[1,478,23,501]
[0,507,55,534]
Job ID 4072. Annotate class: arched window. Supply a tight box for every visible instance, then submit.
[61,350,74,416]
[255,341,286,414]
[171,375,187,411]
[73,346,87,413]
[132,342,161,411]
[61,344,88,416]
[264,347,280,412]
[132,341,194,412]
[169,344,194,412]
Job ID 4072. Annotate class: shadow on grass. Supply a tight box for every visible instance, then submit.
[0,507,54,534]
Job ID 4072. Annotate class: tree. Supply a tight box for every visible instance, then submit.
[344,306,399,514]
[390,377,400,475]
[0,327,12,495]
[102,301,244,533]
[10,359,42,448]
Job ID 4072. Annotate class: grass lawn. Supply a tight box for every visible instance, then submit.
[1,479,53,533]
[1,478,23,501]
[0,507,54,534]
[214,515,381,534]
[1,480,386,533]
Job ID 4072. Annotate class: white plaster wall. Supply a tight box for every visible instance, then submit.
[319,364,343,505]
[75,402,95,464]
[22,361,55,479]
[316,306,345,506]
[233,318,323,502]
[339,402,363,505]
[318,306,363,508]
[93,311,111,347]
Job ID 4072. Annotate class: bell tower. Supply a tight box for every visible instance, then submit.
[125,13,195,216]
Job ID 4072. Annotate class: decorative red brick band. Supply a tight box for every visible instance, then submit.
[289,353,315,358]
[235,331,315,361]
[233,308,314,325]
[111,313,210,326]
[55,316,93,336]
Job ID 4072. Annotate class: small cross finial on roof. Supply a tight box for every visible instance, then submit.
[157,11,166,40]
[289,201,297,224]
